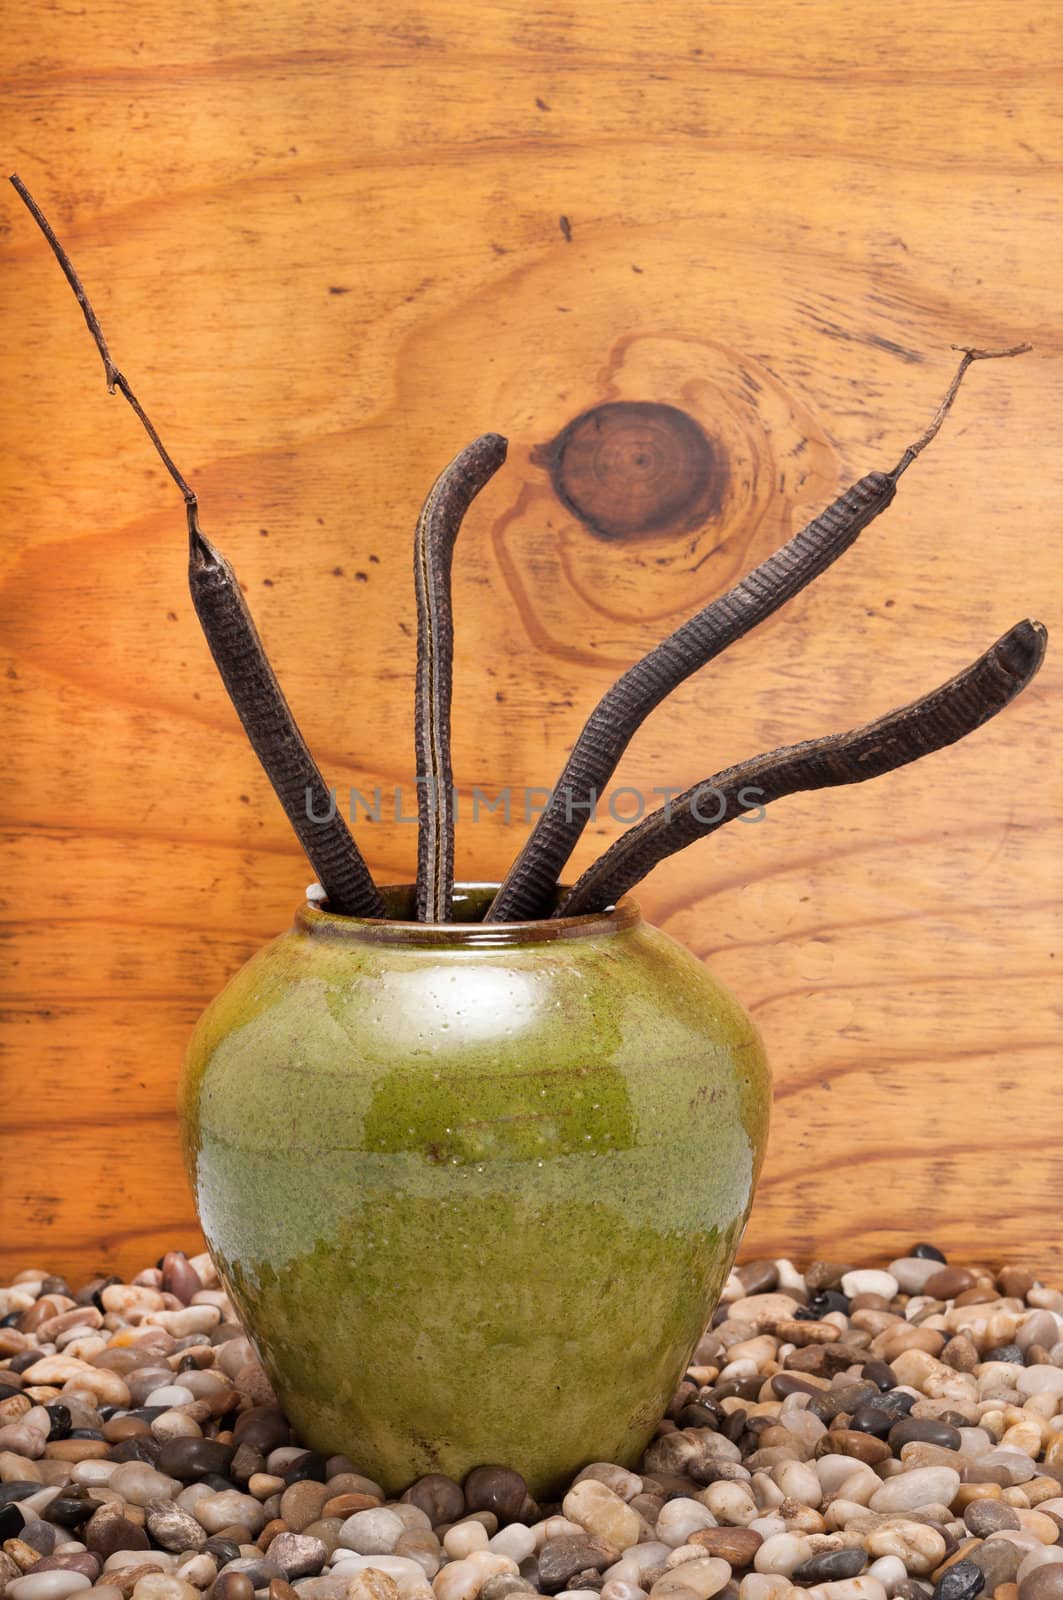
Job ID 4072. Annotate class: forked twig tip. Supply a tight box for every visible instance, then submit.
[889,340,1031,481]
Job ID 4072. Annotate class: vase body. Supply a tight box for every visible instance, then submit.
[179,885,770,1498]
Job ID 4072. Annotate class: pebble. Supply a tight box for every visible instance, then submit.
[266,1532,327,1577]
[7,1575,93,1600]
[841,1273,899,1301]
[3,1251,1063,1600]
[339,1508,407,1554]
[1020,1572,1063,1600]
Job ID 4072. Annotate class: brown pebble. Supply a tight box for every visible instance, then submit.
[102,1416,153,1443]
[279,1481,330,1532]
[996,1586,1019,1600]
[269,1583,299,1600]
[44,1438,112,1461]
[955,1485,1004,1509]
[786,1344,862,1376]
[850,1293,893,1313]
[108,1562,168,1597]
[941,1336,981,1372]
[26,1554,101,1581]
[923,1267,977,1299]
[965,1500,1021,1536]
[3,1539,42,1573]
[259,1518,288,1549]
[690,1528,763,1566]
[320,1492,383,1519]
[85,1504,151,1557]
[464,1466,528,1524]
[1018,1574,1063,1600]
[817,1429,893,1465]
[775,1319,841,1346]
[998,1267,1036,1300]
[954,1287,998,1307]
[805,1263,853,1291]
[736,1261,779,1297]
[771,1374,827,1399]
[931,1540,981,1582]
[212,1573,255,1600]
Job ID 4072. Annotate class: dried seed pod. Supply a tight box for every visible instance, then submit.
[488,345,1030,923]
[559,618,1047,916]
[414,433,508,922]
[11,174,385,918]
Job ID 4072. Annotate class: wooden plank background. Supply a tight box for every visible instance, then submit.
[1,1,1060,1285]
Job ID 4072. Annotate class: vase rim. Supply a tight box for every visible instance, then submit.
[295,882,641,945]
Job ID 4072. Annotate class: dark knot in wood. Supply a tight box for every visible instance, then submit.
[533,400,726,540]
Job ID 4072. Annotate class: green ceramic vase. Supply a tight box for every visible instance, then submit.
[179,884,771,1498]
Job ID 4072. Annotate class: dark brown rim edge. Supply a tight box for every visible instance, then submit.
[295,883,641,944]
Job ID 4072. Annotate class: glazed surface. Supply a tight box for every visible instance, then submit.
[180,897,771,1495]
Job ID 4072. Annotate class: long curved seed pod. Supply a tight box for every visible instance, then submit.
[559,618,1047,917]
[488,344,1031,922]
[10,173,385,919]
[189,528,386,917]
[414,433,508,921]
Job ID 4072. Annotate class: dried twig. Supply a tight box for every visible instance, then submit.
[10,173,385,918]
[488,346,1032,922]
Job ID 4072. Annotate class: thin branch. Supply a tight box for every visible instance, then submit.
[10,173,385,916]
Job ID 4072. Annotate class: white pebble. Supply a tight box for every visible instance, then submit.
[7,1577,93,1600]
[487,1525,536,1563]
[866,1557,908,1596]
[840,1270,899,1300]
[656,1498,717,1548]
[648,1557,731,1599]
[753,1533,814,1576]
[805,1582,887,1600]
[141,1384,196,1407]
[888,1259,947,1295]
[1017,1365,1063,1397]
[339,1507,407,1555]
[193,1489,267,1535]
[443,1521,489,1559]
[867,1467,961,1514]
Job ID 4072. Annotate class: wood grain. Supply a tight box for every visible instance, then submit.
[2,0,1061,1284]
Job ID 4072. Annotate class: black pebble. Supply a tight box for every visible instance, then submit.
[90,1276,123,1312]
[108,1436,162,1465]
[45,1489,96,1527]
[871,1388,917,1419]
[68,1428,106,1441]
[204,1537,243,1566]
[933,1560,984,1600]
[862,1360,897,1391]
[795,1289,851,1319]
[8,1351,42,1373]
[0,1502,24,1541]
[984,1344,1024,1364]
[0,1483,41,1506]
[912,1243,948,1262]
[678,1403,721,1430]
[890,1417,962,1452]
[0,1312,23,1328]
[282,1450,329,1484]
[199,1473,238,1493]
[792,1550,868,1584]
[0,1383,22,1401]
[850,1405,893,1437]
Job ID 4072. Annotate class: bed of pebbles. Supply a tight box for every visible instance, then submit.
[1,1250,1062,1600]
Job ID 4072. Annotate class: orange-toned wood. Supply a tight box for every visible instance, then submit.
[1,1,1061,1285]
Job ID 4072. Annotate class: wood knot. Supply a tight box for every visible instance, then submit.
[533,400,726,540]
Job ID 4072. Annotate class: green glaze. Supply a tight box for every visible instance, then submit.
[179,885,771,1498]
